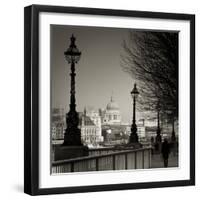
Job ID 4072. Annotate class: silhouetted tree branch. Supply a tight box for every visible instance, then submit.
[121,31,178,120]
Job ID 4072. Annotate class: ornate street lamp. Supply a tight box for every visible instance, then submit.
[129,83,139,143]
[63,34,82,146]
[155,108,162,152]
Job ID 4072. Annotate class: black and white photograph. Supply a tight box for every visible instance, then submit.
[51,25,179,173]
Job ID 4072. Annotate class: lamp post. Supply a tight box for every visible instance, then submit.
[166,108,176,142]
[129,83,139,143]
[171,117,176,142]
[63,34,82,146]
[156,109,162,143]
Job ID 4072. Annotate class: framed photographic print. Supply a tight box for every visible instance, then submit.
[24,4,195,195]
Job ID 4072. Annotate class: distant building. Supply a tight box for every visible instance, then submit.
[145,126,157,140]
[51,108,65,140]
[102,124,129,145]
[52,122,64,140]
[137,119,146,138]
[51,107,103,145]
[84,107,102,140]
[100,96,122,125]
[52,108,65,124]
[79,111,103,145]
[139,116,179,141]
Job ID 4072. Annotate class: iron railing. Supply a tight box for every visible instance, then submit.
[52,147,151,173]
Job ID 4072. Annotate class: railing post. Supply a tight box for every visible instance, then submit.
[96,158,99,171]
[142,150,145,169]
[71,162,74,172]
[125,153,128,170]
[149,149,151,168]
[135,151,137,169]
[113,155,116,170]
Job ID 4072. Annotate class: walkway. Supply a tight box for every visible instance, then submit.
[151,153,178,168]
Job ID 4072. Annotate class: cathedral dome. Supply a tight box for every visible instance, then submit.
[106,96,120,111]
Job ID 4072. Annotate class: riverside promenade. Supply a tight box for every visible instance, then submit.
[151,153,178,168]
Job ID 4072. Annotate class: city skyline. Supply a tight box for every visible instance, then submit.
[51,25,141,123]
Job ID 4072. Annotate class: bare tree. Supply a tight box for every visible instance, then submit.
[121,31,178,120]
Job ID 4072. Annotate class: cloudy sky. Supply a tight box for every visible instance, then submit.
[51,25,139,123]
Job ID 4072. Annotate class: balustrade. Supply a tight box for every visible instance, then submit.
[52,147,151,173]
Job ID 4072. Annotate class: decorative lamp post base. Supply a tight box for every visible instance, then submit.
[53,128,89,161]
[63,128,82,146]
[129,123,140,144]
[128,134,142,149]
[129,133,139,144]
[63,109,83,146]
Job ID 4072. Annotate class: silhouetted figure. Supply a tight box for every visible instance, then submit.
[161,139,170,167]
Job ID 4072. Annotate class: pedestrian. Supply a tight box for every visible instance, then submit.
[161,138,170,167]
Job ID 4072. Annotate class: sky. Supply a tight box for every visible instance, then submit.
[51,25,139,123]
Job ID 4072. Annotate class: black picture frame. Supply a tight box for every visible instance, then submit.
[24,4,195,196]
